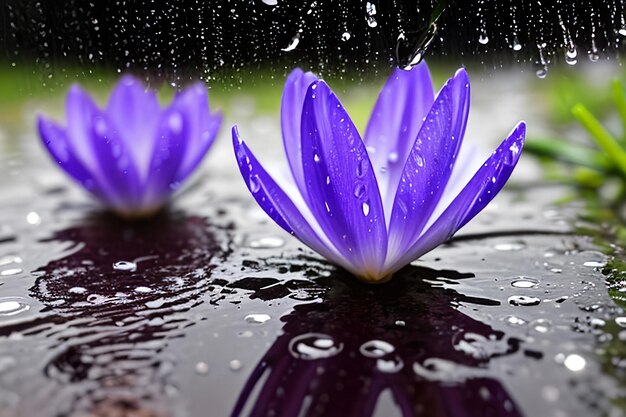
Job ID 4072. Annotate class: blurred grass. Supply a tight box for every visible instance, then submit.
[0,61,459,142]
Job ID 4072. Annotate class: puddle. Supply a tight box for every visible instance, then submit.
[0,129,624,416]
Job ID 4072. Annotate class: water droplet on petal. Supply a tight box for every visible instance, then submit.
[288,333,343,360]
[353,183,366,199]
[248,175,261,193]
[362,201,371,216]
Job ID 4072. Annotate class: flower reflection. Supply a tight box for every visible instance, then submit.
[230,265,522,417]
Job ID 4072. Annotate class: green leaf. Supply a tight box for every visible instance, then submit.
[525,137,611,170]
[612,79,626,141]
[572,103,626,179]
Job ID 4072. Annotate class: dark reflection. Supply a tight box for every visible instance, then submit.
[12,211,229,417]
[231,265,522,417]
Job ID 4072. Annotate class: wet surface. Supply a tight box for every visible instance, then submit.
[1,91,626,416]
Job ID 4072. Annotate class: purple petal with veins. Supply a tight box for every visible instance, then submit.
[233,65,526,283]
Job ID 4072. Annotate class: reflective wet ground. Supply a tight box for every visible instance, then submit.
[1,72,625,417]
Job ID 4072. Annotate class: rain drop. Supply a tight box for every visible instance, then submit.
[0,268,22,277]
[353,183,366,199]
[565,47,577,65]
[563,354,586,371]
[508,295,541,307]
[244,313,271,324]
[359,340,395,358]
[362,201,370,216]
[288,333,343,360]
[478,33,489,44]
[248,236,285,249]
[511,277,539,288]
[229,359,243,371]
[282,33,300,52]
[583,260,605,268]
[113,261,137,272]
[0,297,31,316]
[248,175,261,193]
[195,361,210,375]
[341,31,351,41]
[494,242,526,251]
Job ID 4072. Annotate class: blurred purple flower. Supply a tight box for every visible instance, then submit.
[38,76,221,217]
[233,63,525,283]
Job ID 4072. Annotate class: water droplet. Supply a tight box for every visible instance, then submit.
[288,333,343,360]
[616,317,626,327]
[494,242,526,251]
[565,47,578,65]
[26,212,41,225]
[341,31,351,41]
[360,340,394,358]
[168,112,183,134]
[508,295,541,307]
[388,152,399,164]
[282,33,300,52]
[0,297,31,316]
[229,359,243,371]
[415,154,424,167]
[261,0,278,5]
[356,159,368,177]
[583,260,606,268]
[248,175,261,193]
[531,318,552,333]
[536,67,548,79]
[512,37,522,51]
[195,361,210,375]
[0,256,22,267]
[353,183,366,199]
[619,27,626,37]
[113,261,137,272]
[0,268,22,277]
[478,33,489,44]
[244,313,271,324]
[68,287,87,294]
[395,320,406,327]
[134,286,152,293]
[504,315,527,326]
[362,201,370,216]
[248,236,285,249]
[511,277,539,288]
[563,354,586,371]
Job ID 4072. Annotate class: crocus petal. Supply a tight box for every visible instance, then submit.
[364,63,435,209]
[142,109,190,209]
[387,69,470,257]
[281,68,319,196]
[89,112,144,213]
[300,81,387,278]
[106,76,160,176]
[171,83,221,182]
[37,116,106,201]
[65,85,103,170]
[386,122,526,273]
[232,126,345,268]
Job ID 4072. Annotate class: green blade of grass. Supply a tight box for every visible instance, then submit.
[612,79,626,141]
[525,137,611,170]
[572,103,626,179]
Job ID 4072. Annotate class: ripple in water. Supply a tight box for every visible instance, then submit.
[288,333,344,360]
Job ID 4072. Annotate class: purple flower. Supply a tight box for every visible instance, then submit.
[38,76,221,217]
[233,63,525,283]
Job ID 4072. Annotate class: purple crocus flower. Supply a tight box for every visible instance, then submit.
[233,63,525,283]
[38,76,221,217]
